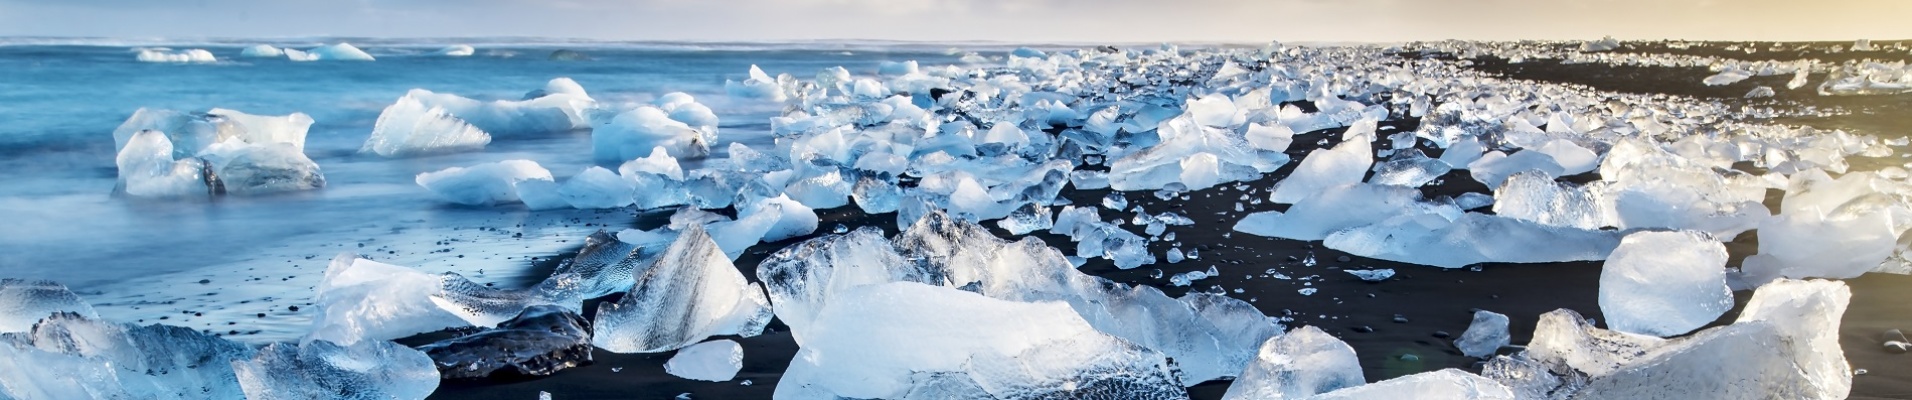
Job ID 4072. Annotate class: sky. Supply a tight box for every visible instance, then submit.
[1,0,1908,43]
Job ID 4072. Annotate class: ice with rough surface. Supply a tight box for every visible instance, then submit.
[0,279,99,333]
[415,160,553,206]
[1599,230,1733,337]
[418,305,593,379]
[1222,326,1364,399]
[997,203,1055,235]
[593,226,773,353]
[116,130,211,198]
[665,339,744,382]
[594,106,710,162]
[1493,170,1605,230]
[0,312,255,400]
[307,254,471,345]
[1456,310,1511,358]
[774,282,1187,400]
[1269,120,1373,203]
[361,93,492,156]
[1344,269,1395,282]
[1370,149,1452,187]
[1314,369,1515,400]
[136,48,217,63]
[233,339,438,400]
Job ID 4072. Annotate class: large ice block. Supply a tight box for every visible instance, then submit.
[592,226,773,353]
[361,94,492,157]
[1222,326,1364,399]
[664,339,744,382]
[233,339,438,400]
[307,254,471,345]
[0,279,99,333]
[1598,231,1732,337]
[415,160,554,206]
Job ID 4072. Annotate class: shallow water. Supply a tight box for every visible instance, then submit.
[0,42,970,341]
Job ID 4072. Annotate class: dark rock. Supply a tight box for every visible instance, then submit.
[418,305,594,379]
[1432,330,1451,339]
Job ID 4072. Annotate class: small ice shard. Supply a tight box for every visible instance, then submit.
[434,44,475,57]
[852,176,904,214]
[593,106,710,162]
[558,166,636,209]
[1492,170,1605,230]
[0,312,257,399]
[305,42,376,61]
[362,93,492,156]
[996,203,1055,235]
[234,339,439,400]
[1344,269,1395,282]
[1222,326,1364,400]
[136,48,217,63]
[665,339,744,382]
[1313,369,1516,399]
[416,160,553,206]
[1452,192,1495,210]
[308,254,471,344]
[418,305,592,379]
[1599,230,1733,337]
[1746,86,1776,98]
[725,65,787,101]
[1269,120,1373,203]
[115,129,212,198]
[774,282,1186,399]
[1102,192,1129,210]
[240,44,284,58]
[743,194,819,243]
[1456,310,1512,358]
[593,226,773,353]
[204,108,315,151]
[0,279,99,333]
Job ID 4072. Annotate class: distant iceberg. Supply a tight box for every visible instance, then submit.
[305,42,375,61]
[238,44,283,58]
[434,44,475,57]
[135,48,216,63]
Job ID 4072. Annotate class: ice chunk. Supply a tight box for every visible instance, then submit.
[524,77,591,100]
[200,142,326,195]
[744,195,819,243]
[775,282,1185,399]
[1370,148,1452,187]
[1187,94,1243,128]
[1269,121,1373,203]
[1222,326,1364,400]
[725,65,787,101]
[1439,136,1487,169]
[1325,212,1624,269]
[361,94,492,156]
[401,86,593,136]
[240,44,284,58]
[0,279,98,333]
[665,340,744,382]
[514,179,570,210]
[1599,230,1732,337]
[1468,150,1564,188]
[1746,86,1776,98]
[786,171,854,210]
[1455,310,1511,358]
[307,254,471,344]
[557,166,636,209]
[1581,36,1620,52]
[418,305,591,379]
[0,312,256,399]
[1491,170,1605,230]
[1235,183,1443,241]
[996,203,1055,235]
[754,227,916,343]
[593,226,773,353]
[852,175,904,214]
[305,42,376,61]
[434,44,475,57]
[415,160,553,206]
[594,106,710,162]
[1533,138,1599,176]
[136,48,216,63]
[1344,269,1395,282]
[1453,192,1495,210]
[234,339,438,400]
[1314,369,1515,400]
[115,129,212,198]
[1245,122,1295,152]
[1702,69,1752,86]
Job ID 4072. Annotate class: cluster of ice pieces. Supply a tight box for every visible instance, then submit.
[135,48,217,63]
[112,107,324,197]
[0,279,439,400]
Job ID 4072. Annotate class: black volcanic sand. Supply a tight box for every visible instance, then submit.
[428,48,1912,399]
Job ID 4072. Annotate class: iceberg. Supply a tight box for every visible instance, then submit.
[415,160,554,206]
[593,226,774,353]
[239,44,283,58]
[434,44,475,57]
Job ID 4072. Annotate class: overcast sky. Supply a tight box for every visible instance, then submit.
[2,0,1906,43]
